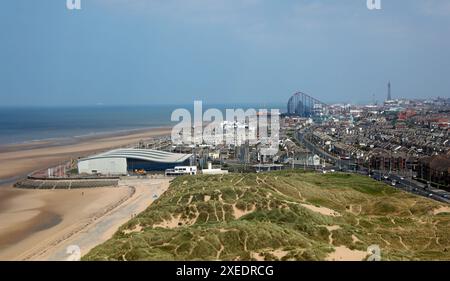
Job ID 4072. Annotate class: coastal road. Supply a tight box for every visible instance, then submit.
[295,130,450,204]
[22,178,170,261]
[369,171,450,204]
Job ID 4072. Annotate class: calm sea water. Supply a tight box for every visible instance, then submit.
[0,104,284,145]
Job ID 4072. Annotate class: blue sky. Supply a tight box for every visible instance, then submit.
[0,0,449,106]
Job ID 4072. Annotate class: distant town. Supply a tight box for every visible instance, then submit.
[16,83,450,206]
[282,86,449,202]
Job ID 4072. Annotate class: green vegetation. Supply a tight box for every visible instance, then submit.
[84,171,450,261]
[67,167,78,175]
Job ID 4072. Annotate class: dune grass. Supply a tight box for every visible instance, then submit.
[83,171,450,261]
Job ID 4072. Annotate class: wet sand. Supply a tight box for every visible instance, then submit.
[0,187,132,260]
[0,127,171,260]
[39,178,170,261]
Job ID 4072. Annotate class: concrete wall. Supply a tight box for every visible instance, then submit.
[15,179,119,189]
[293,154,321,166]
[78,157,127,175]
[202,169,229,175]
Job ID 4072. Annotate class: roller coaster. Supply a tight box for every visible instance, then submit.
[287,92,328,117]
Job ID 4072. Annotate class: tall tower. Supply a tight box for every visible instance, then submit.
[387,81,392,101]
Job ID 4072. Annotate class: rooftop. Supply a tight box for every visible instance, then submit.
[79,149,192,163]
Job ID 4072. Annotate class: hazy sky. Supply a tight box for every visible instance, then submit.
[1,0,449,106]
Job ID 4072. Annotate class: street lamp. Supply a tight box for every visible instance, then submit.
[292,151,295,170]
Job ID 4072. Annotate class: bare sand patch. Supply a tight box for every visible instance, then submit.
[326,246,368,261]
[325,225,341,231]
[251,249,289,261]
[154,215,183,229]
[300,203,341,217]
[204,195,211,202]
[271,249,289,259]
[154,205,200,229]
[232,204,256,219]
[352,235,361,244]
[251,252,265,261]
[433,206,450,215]
[123,224,143,235]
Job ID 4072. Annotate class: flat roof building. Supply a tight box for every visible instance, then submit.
[78,148,193,175]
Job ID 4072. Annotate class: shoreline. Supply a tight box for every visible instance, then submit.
[0,126,172,260]
[0,126,172,153]
[0,126,172,181]
[18,185,136,261]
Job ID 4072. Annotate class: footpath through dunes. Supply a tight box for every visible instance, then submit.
[84,171,450,261]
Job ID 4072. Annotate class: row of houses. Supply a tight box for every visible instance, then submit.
[417,154,450,190]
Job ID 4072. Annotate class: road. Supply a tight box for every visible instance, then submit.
[295,130,450,204]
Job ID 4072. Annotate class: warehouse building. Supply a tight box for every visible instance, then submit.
[77,149,193,175]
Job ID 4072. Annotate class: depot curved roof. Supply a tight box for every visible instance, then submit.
[79,149,192,163]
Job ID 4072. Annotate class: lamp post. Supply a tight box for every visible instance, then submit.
[292,151,295,170]
[304,150,307,171]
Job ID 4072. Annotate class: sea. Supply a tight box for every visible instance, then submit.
[0,104,284,145]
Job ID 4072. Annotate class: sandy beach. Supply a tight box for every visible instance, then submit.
[0,127,171,260]
[0,127,171,180]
